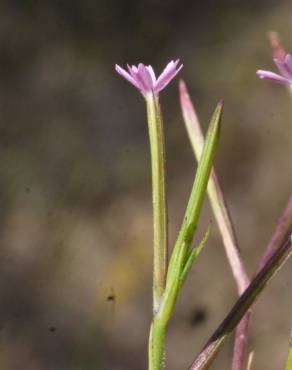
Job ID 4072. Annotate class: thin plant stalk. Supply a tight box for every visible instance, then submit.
[257,197,292,272]
[146,94,168,312]
[179,79,250,370]
[146,94,168,370]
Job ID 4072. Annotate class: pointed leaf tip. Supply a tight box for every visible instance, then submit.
[179,79,189,103]
[218,99,224,108]
[212,100,224,128]
[180,226,211,285]
[209,100,224,129]
[179,79,196,118]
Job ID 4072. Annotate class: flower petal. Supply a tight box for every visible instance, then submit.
[155,60,183,93]
[115,60,183,97]
[256,70,292,84]
[115,64,140,89]
[146,65,156,84]
[137,63,154,91]
[127,64,144,91]
[285,54,292,75]
[274,56,292,79]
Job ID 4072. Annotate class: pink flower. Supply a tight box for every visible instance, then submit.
[115,60,183,97]
[256,54,292,85]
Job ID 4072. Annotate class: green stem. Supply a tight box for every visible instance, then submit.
[146,94,168,312]
[148,319,166,370]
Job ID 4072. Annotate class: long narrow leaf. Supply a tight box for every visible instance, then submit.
[166,100,223,293]
[179,79,249,293]
[188,231,292,370]
[180,226,211,285]
[159,100,223,326]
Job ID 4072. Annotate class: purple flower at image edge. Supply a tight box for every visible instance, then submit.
[115,60,183,97]
[256,53,292,85]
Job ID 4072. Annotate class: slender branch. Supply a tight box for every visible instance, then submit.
[231,313,251,370]
[257,197,292,272]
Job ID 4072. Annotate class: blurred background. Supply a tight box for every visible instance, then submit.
[0,0,292,369]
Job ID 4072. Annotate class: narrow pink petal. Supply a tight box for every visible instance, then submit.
[274,59,291,78]
[155,61,176,86]
[127,64,143,88]
[115,64,140,89]
[274,56,292,79]
[155,60,183,93]
[137,63,154,91]
[127,63,155,95]
[127,63,154,95]
[131,65,138,73]
[146,65,156,84]
[285,54,292,75]
[256,70,292,84]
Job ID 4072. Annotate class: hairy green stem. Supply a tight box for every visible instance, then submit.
[148,319,166,370]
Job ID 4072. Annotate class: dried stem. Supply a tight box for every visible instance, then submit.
[257,197,292,272]
[189,229,292,370]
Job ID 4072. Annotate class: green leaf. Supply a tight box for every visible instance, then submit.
[157,101,223,326]
[180,226,211,285]
[179,79,249,293]
[166,100,223,291]
[156,240,188,326]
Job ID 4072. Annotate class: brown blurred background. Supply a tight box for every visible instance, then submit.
[0,1,292,369]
